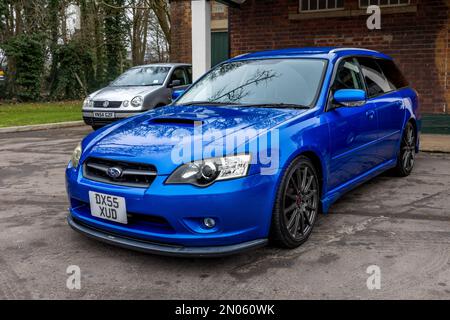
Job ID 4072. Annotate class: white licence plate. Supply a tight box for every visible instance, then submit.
[89,191,128,224]
[93,112,115,119]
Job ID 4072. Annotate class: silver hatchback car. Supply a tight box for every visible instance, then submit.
[82,63,192,129]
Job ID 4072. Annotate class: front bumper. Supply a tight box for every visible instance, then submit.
[66,164,279,255]
[68,215,267,257]
[83,111,142,126]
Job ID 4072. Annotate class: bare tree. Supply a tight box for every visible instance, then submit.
[145,9,169,63]
[128,0,150,65]
[146,0,170,48]
[103,0,171,65]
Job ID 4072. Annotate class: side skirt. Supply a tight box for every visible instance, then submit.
[321,159,397,213]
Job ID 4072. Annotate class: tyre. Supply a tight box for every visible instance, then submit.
[92,125,103,131]
[270,156,320,248]
[392,122,416,177]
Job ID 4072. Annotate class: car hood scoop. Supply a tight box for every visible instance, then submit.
[148,113,210,126]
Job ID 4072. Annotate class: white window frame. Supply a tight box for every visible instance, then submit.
[299,0,345,13]
[212,3,226,14]
[359,0,411,8]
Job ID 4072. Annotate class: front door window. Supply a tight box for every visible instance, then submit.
[170,68,189,87]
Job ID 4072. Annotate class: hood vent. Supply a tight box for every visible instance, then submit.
[149,117,204,125]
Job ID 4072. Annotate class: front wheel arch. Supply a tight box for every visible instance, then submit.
[269,154,321,248]
[272,150,325,216]
[278,150,326,202]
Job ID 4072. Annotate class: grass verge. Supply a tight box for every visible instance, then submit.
[0,101,82,128]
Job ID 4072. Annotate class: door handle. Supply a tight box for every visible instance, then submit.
[366,110,375,120]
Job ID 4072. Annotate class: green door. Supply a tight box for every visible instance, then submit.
[211,32,229,66]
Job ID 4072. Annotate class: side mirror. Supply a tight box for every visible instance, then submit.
[333,89,366,107]
[172,89,186,101]
[169,79,182,88]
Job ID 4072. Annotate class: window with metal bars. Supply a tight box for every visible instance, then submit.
[300,0,344,12]
[359,0,410,8]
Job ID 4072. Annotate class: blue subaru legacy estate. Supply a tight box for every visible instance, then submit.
[66,48,420,257]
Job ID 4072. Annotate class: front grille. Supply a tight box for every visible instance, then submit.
[93,101,122,108]
[83,157,157,188]
[83,117,117,126]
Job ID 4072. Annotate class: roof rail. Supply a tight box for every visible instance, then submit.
[329,48,380,54]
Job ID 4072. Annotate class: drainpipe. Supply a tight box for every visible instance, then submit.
[191,0,211,81]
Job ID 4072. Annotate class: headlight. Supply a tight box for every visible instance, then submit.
[166,154,251,187]
[83,98,93,108]
[71,142,82,168]
[131,96,143,108]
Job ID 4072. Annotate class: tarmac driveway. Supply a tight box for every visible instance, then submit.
[0,127,449,299]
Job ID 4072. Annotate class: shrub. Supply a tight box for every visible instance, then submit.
[3,34,45,101]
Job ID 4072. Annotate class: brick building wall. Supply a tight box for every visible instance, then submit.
[171,0,450,114]
[170,0,192,64]
[170,1,229,63]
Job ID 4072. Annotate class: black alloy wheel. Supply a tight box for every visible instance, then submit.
[393,122,416,177]
[271,156,320,248]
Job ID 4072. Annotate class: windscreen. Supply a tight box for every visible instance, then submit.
[111,66,171,87]
[175,59,327,107]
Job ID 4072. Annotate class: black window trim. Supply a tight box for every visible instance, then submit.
[357,56,396,99]
[374,58,409,92]
[184,66,193,85]
[326,54,409,112]
[326,56,367,112]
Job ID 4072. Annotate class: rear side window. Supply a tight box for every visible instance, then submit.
[357,57,392,98]
[377,59,409,90]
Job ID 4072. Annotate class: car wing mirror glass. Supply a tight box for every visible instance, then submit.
[169,79,182,88]
[172,89,186,101]
[333,89,366,108]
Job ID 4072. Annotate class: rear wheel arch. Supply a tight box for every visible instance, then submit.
[408,118,418,138]
[392,121,417,177]
[405,117,418,151]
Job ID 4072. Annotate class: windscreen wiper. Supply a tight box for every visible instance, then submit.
[244,103,310,109]
[177,101,243,107]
